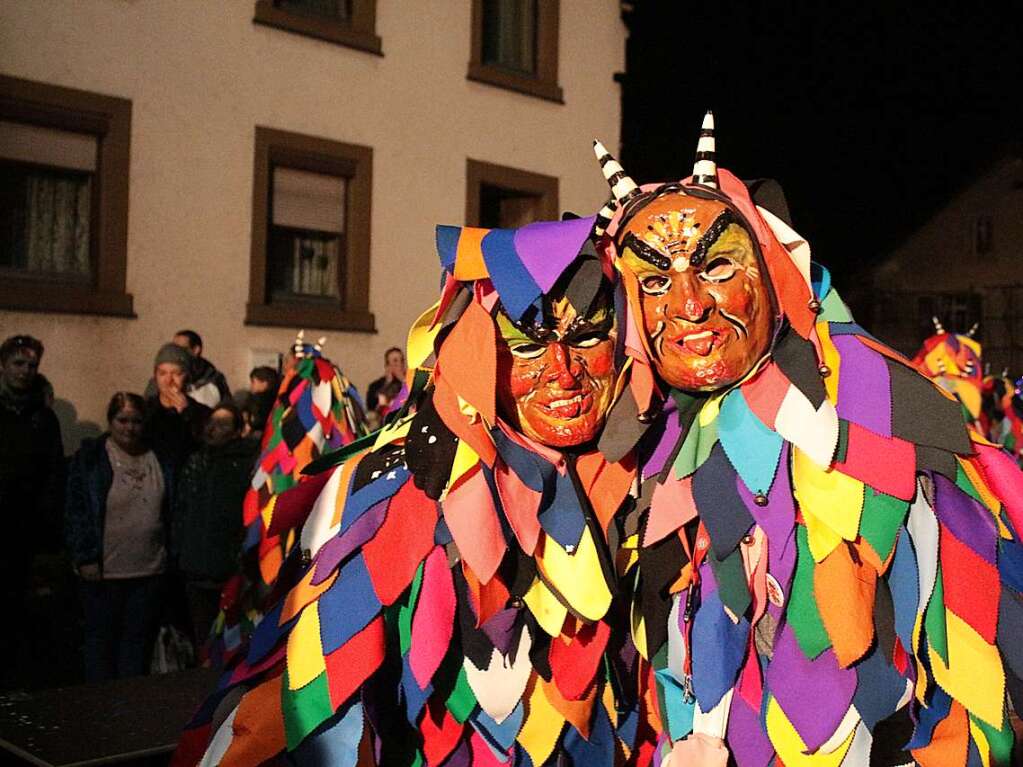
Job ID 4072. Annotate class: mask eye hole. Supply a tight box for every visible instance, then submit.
[571,331,606,349]
[701,256,737,282]
[640,274,671,295]
[509,342,546,360]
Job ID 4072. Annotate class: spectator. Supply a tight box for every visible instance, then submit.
[243,366,279,439]
[365,347,407,418]
[65,393,172,681]
[0,335,64,680]
[172,330,231,408]
[145,343,211,472]
[173,402,256,649]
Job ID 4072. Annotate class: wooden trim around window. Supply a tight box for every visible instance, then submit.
[253,0,382,55]
[465,158,559,227]
[247,126,376,333]
[0,74,134,317]
[467,0,563,103]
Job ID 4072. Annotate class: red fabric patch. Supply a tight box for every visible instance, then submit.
[267,469,334,536]
[741,362,789,431]
[325,615,386,708]
[892,636,909,676]
[442,467,507,585]
[549,620,610,701]
[470,730,511,766]
[834,422,917,501]
[170,723,211,767]
[421,699,464,767]
[463,562,510,628]
[576,451,635,535]
[243,489,261,526]
[939,526,999,643]
[363,481,438,605]
[432,374,497,467]
[314,358,334,382]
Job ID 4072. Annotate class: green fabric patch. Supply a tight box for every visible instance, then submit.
[820,291,854,323]
[708,549,752,619]
[860,488,909,564]
[834,419,850,464]
[398,563,425,654]
[924,561,949,666]
[674,416,718,479]
[445,665,477,724]
[955,464,987,507]
[282,668,334,750]
[788,525,831,659]
[971,712,1015,766]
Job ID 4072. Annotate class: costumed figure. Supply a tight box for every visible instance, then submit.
[982,370,1023,465]
[912,319,985,430]
[590,113,1023,766]
[175,217,659,765]
[212,334,370,666]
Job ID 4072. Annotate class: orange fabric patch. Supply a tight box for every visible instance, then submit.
[814,541,877,667]
[434,300,497,424]
[911,699,969,767]
[220,674,286,766]
[453,228,490,281]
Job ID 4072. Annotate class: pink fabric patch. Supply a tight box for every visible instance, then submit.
[835,422,917,501]
[741,363,789,431]
[644,476,697,547]
[410,546,457,689]
[443,467,507,584]
[974,444,1023,535]
[494,458,542,555]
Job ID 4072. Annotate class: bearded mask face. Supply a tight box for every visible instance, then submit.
[495,290,616,447]
[617,193,774,392]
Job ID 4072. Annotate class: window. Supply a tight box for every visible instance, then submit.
[468,0,562,103]
[466,159,558,228]
[974,215,993,255]
[247,126,375,332]
[253,0,381,55]
[917,292,982,339]
[0,75,132,316]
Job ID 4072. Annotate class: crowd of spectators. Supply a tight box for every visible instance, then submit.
[1,330,284,686]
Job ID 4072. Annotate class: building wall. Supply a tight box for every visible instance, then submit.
[863,155,1023,370]
[0,0,625,450]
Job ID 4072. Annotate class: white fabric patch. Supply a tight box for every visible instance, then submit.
[693,688,733,740]
[775,388,839,469]
[300,464,345,557]
[199,704,238,767]
[464,625,533,725]
[757,205,812,290]
[907,480,940,617]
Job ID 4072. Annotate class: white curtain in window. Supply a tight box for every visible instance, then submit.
[290,236,340,297]
[24,174,91,276]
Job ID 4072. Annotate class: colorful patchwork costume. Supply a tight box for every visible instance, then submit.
[982,372,1023,465]
[590,115,1023,766]
[912,319,985,431]
[212,335,370,666]
[175,218,659,766]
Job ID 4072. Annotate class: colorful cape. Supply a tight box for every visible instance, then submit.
[913,325,985,429]
[212,340,370,666]
[175,218,660,766]
[599,168,1023,766]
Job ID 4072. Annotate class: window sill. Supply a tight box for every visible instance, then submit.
[0,281,135,317]
[467,62,564,104]
[253,2,382,56]
[245,301,376,333]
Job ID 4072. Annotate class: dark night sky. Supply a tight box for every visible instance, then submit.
[619,2,1023,285]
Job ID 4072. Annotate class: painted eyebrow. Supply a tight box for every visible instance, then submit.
[621,232,671,270]
[688,210,737,266]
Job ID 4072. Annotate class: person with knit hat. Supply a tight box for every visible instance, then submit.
[590,114,1023,766]
[144,341,211,473]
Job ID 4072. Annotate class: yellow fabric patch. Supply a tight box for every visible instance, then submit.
[928,610,1005,728]
[968,718,991,767]
[447,438,481,491]
[407,299,442,369]
[816,323,841,404]
[373,413,412,450]
[330,453,364,528]
[517,675,565,766]
[534,528,611,622]
[958,457,1002,515]
[765,697,855,766]
[523,577,568,637]
[286,604,326,690]
[793,447,864,561]
[698,394,724,427]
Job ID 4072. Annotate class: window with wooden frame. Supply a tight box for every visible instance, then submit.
[468,0,562,103]
[253,0,382,55]
[0,75,133,316]
[466,158,559,229]
[247,126,375,332]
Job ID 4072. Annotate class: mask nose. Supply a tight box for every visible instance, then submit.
[671,273,714,323]
[545,343,581,388]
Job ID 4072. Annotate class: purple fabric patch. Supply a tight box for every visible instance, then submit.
[311,498,388,585]
[726,695,774,767]
[739,444,796,618]
[932,474,997,564]
[643,400,682,480]
[833,335,892,437]
[765,625,857,752]
[513,216,596,292]
[480,608,521,657]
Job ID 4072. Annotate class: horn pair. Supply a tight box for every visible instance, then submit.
[592,111,719,236]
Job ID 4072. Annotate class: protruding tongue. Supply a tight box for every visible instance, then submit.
[682,332,715,356]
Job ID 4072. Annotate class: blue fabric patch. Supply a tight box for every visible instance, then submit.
[538,470,586,550]
[436,225,461,272]
[811,262,831,300]
[888,529,920,652]
[852,645,909,730]
[318,553,382,654]
[655,668,695,741]
[999,537,1023,594]
[492,428,552,492]
[615,701,640,749]
[718,389,784,496]
[998,588,1023,680]
[399,655,433,726]
[828,322,875,337]
[691,585,750,711]
[297,386,317,431]
[562,703,614,767]
[243,518,262,551]
[470,701,524,753]
[481,228,542,321]
[246,600,294,664]
[290,700,364,767]
[340,466,409,535]
[906,686,951,750]
[692,443,756,558]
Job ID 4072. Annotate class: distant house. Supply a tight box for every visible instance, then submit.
[0,1,625,445]
[857,149,1023,372]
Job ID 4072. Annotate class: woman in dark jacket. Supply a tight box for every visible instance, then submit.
[65,393,174,681]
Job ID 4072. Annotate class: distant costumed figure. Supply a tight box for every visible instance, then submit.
[176,217,661,765]
[212,333,370,666]
[588,114,1023,765]
[982,370,1023,465]
[912,318,985,431]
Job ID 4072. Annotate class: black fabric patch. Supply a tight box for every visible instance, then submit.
[351,444,406,493]
[887,360,973,454]
[405,393,458,500]
[526,611,552,682]
[505,547,538,600]
[772,329,827,408]
[692,443,756,559]
[563,252,605,319]
[745,178,793,227]
[280,411,307,450]
[637,532,687,659]
[997,587,1023,680]
[706,549,751,620]
[1007,664,1023,718]
[870,705,915,767]
[914,444,959,482]
[453,567,495,670]
[598,388,648,463]
[834,419,850,464]
[874,576,897,666]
